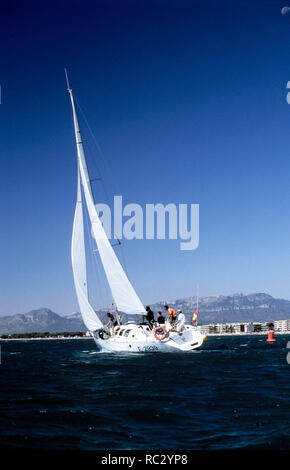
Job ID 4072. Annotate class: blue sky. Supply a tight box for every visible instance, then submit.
[1,0,290,315]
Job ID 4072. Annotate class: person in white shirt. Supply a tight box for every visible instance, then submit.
[176,310,185,333]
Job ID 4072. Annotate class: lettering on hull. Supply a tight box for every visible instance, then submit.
[137,345,159,352]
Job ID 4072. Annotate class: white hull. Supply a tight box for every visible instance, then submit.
[92,323,204,353]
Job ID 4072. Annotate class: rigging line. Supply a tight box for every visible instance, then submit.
[84,138,127,271]
[73,93,120,197]
[83,143,129,278]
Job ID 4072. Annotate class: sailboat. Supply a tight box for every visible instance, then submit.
[67,74,204,352]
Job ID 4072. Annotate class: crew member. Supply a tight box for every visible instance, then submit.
[157,311,165,326]
[176,310,185,333]
[145,306,155,330]
[106,312,118,336]
[164,305,177,328]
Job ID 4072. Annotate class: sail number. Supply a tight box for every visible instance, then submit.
[137,345,159,352]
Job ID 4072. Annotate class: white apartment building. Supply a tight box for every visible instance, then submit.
[274,319,290,332]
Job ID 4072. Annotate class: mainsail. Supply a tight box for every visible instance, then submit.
[71,168,103,331]
[68,87,146,317]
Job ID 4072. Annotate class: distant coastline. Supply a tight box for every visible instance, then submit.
[0,332,90,341]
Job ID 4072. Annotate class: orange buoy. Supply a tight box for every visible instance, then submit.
[266,330,276,343]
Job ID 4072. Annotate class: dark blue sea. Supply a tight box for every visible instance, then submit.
[0,335,289,450]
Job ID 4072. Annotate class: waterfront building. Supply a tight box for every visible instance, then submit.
[200,322,255,335]
[274,319,290,332]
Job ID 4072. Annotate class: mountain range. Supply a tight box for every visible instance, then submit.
[1,293,290,334]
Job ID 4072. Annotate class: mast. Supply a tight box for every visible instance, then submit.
[66,72,94,201]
